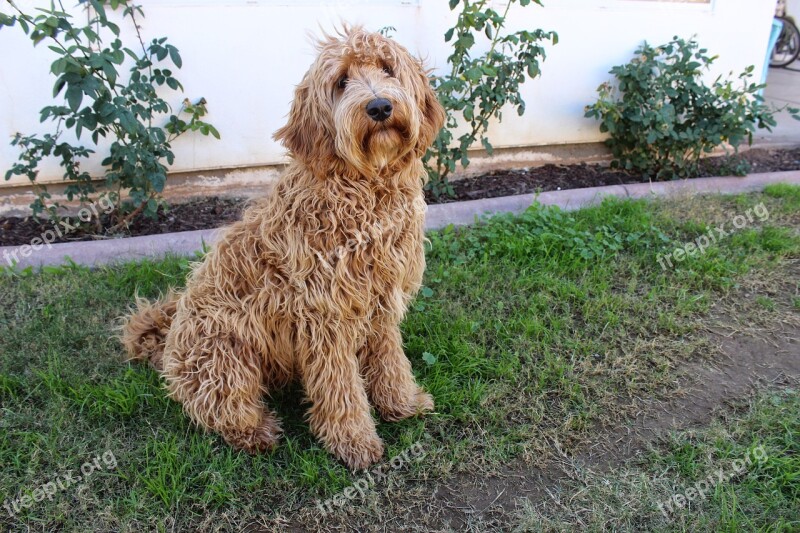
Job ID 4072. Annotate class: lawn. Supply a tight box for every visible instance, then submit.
[1,185,799,532]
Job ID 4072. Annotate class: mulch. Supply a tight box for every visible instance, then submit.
[434,147,800,203]
[1,147,798,247]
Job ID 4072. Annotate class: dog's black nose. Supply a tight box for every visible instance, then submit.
[366,98,393,122]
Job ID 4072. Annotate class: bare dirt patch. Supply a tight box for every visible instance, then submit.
[418,325,799,532]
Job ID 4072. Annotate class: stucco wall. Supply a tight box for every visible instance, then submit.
[0,0,776,187]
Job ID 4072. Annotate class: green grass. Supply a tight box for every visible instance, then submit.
[516,388,800,532]
[1,188,799,531]
[763,182,800,207]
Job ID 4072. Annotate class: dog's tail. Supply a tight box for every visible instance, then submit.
[121,290,180,372]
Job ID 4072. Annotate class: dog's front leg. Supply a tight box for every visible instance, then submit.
[300,318,384,470]
[359,317,434,422]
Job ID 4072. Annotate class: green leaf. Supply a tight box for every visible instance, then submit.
[421,352,438,366]
[481,137,493,155]
[154,45,168,61]
[444,28,454,42]
[65,85,82,112]
[123,47,139,61]
[167,45,182,68]
[52,78,66,97]
[117,111,136,134]
[465,66,482,82]
[457,33,475,50]
[463,105,474,121]
[102,63,118,86]
[0,13,16,28]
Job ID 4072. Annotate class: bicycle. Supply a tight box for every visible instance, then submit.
[770,9,800,68]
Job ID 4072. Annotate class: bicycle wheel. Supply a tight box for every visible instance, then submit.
[770,16,800,68]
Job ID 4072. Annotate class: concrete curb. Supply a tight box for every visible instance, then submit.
[2,170,799,269]
[425,170,800,228]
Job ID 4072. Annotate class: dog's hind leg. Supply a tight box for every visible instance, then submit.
[299,318,384,470]
[359,318,434,422]
[163,323,282,453]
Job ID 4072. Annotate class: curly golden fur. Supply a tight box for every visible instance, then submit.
[122,27,445,469]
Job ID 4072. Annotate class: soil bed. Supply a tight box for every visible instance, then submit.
[436,146,800,203]
[1,147,798,247]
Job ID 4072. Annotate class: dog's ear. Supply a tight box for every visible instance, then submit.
[414,67,446,156]
[273,75,337,175]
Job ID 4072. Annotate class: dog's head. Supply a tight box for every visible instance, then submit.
[274,27,445,179]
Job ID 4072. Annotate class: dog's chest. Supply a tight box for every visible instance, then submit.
[327,196,424,285]
[339,208,411,263]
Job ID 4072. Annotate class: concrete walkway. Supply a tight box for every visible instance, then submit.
[755,61,800,146]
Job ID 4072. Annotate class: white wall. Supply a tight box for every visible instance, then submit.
[787,0,800,17]
[0,0,776,186]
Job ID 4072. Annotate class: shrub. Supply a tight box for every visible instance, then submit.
[0,0,218,231]
[424,0,557,198]
[584,37,790,181]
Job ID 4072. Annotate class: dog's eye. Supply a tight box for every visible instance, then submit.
[382,65,394,77]
[337,75,348,90]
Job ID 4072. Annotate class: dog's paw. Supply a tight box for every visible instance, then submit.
[335,433,385,470]
[379,389,435,422]
[414,390,435,414]
[224,421,282,454]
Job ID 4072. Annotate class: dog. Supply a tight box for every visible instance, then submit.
[122,27,445,469]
